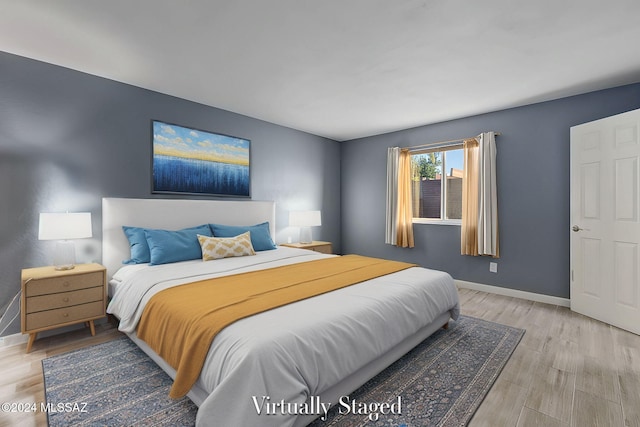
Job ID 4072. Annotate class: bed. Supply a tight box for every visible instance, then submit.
[102,197,460,427]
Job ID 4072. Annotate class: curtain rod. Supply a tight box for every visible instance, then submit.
[404,131,501,151]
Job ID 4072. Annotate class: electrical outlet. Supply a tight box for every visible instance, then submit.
[489,262,498,273]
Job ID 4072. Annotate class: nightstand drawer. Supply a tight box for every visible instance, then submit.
[25,271,104,297]
[26,286,104,313]
[25,301,104,331]
[310,244,332,254]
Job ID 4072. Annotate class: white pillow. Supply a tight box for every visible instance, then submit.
[197,232,256,261]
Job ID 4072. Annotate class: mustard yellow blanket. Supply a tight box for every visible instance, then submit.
[136,254,416,398]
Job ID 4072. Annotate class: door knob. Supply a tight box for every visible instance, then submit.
[572,225,584,232]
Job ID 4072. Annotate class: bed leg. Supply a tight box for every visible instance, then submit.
[442,322,449,330]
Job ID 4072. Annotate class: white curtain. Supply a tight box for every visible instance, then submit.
[385,147,399,245]
[477,131,499,257]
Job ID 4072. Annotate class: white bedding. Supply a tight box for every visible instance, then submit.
[107,247,460,427]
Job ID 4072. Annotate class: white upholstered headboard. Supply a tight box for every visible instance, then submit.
[102,197,276,280]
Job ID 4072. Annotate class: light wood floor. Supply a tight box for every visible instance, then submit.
[460,288,640,427]
[1,288,638,427]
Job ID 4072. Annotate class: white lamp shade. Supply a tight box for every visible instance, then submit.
[289,210,321,227]
[38,212,93,240]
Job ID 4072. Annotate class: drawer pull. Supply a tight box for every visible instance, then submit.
[62,313,69,318]
[62,297,70,303]
[63,281,70,287]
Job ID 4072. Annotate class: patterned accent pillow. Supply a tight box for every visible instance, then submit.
[197,232,256,261]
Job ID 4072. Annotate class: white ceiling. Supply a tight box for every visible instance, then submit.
[2,0,640,141]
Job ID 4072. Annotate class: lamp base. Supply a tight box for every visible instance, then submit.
[299,227,313,244]
[53,240,76,271]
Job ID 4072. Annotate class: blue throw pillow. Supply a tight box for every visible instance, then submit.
[145,224,212,265]
[122,226,151,264]
[210,222,276,251]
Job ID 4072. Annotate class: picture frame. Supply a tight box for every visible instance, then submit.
[151,120,251,197]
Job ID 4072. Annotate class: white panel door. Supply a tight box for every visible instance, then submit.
[570,108,640,335]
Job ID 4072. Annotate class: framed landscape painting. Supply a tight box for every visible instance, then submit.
[151,120,250,197]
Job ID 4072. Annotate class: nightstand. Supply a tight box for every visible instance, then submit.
[280,241,333,254]
[21,263,107,353]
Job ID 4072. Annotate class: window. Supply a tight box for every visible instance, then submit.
[410,146,464,223]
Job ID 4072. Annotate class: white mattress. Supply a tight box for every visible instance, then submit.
[107,247,460,427]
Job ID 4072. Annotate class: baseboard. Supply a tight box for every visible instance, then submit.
[0,317,109,349]
[455,279,571,308]
[0,332,28,348]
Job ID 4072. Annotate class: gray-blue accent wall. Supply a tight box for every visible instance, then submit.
[0,52,341,336]
[340,83,640,299]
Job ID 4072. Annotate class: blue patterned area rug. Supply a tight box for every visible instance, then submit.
[308,315,524,426]
[42,315,523,427]
[42,337,197,426]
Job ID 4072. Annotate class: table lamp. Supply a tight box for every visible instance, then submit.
[289,210,321,244]
[38,212,92,270]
